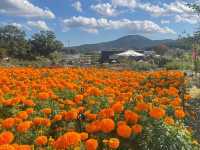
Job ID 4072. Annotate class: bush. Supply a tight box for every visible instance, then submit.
[49,51,64,65]
[135,121,199,150]
[0,57,52,67]
[165,60,193,70]
[129,61,157,71]
[0,47,8,58]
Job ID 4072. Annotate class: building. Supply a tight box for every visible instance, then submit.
[80,52,101,65]
[144,51,156,56]
[101,50,124,63]
[61,54,80,65]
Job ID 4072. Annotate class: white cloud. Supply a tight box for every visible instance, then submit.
[175,14,200,24]
[10,22,23,29]
[0,0,55,19]
[91,3,117,17]
[27,20,50,30]
[138,1,194,17]
[63,16,176,34]
[163,1,194,15]
[137,0,199,24]
[72,1,82,12]
[82,28,99,34]
[163,1,199,24]
[161,20,170,24]
[112,0,137,8]
[138,3,166,17]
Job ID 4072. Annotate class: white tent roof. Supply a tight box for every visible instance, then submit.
[116,50,144,57]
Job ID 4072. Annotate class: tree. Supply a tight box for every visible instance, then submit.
[0,25,30,58]
[153,44,169,56]
[49,51,64,65]
[30,31,64,57]
[0,48,8,58]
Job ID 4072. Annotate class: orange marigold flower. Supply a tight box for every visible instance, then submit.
[12,144,32,150]
[124,110,139,124]
[26,108,34,115]
[112,102,124,113]
[63,110,78,121]
[53,114,62,121]
[41,108,52,115]
[132,124,143,134]
[2,118,15,129]
[100,119,115,133]
[16,111,28,120]
[0,131,14,145]
[38,92,49,100]
[43,118,51,127]
[149,107,165,120]
[136,103,149,112]
[0,145,15,150]
[117,121,127,127]
[85,139,98,150]
[16,121,32,133]
[99,108,114,119]
[35,136,48,146]
[117,124,132,138]
[33,117,43,126]
[85,121,101,133]
[108,138,120,149]
[184,95,191,101]
[14,118,22,124]
[87,87,101,96]
[164,117,174,125]
[171,97,181,107]
[22,100,35,107]
[53,132,81,149]
[175,109,185,119]
[80,132,88,141]
[85,113,97,121]
[74,94,84,103]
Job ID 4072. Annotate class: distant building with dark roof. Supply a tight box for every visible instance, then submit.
[101,50,123,63]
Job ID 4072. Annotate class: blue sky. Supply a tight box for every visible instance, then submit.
[0,0,199,46]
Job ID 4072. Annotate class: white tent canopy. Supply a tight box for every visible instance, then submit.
[116,50,144,57]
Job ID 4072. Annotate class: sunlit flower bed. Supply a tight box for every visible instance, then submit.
[0,67,199,150]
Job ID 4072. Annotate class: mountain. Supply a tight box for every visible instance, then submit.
[67,35,175,53]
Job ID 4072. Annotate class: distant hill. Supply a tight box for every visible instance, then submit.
[66,35,176,53]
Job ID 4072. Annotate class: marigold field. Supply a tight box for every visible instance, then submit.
[0,67,199,150]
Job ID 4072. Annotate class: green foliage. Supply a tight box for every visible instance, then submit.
[153,56,170,68]
[0,25,30,59]
[53,88,76,100]
[165,59,193,70]
[0,25,64,61]
[29,31,64,57]
[129,61,157,71]
[0,105,20,119]
[153,44,169,55]
[134,122,200,150]
[0,57,52,67]
[0,47,8,58]
[49,51,64,65]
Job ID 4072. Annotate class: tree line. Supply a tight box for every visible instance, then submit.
[0,25,64,60]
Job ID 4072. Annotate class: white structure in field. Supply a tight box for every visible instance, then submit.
[116,50,145,57]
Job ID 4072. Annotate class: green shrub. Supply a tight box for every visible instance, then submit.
[165,60,193,70]
[129,61,157,71]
